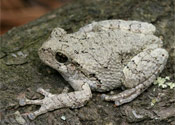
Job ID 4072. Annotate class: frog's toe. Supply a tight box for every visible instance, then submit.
[19,98,27,106]
[36,87,43,93]
[102,93,136,106]
[114,100,120,106]
[114,95,136,106]
[28,113,36,120]
[36,88,51,97]
[19,97,43,106]
[101,94,107,100]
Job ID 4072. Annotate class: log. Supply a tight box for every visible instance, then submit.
[0,0,174,124]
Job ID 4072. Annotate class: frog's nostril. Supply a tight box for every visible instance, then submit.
[55,52,68,63]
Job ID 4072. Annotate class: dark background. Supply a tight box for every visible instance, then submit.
[0,0,72,34]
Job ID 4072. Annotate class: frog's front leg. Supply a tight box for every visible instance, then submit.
[102,48,168,106]
[19,81,92,120]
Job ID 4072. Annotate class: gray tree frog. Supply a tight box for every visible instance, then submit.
[19,20,168,120]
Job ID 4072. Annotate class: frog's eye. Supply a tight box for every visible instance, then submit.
[55,52,68,63]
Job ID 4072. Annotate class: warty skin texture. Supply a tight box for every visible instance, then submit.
[19,19,168,120]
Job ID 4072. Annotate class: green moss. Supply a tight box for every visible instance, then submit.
[154,77,175,89]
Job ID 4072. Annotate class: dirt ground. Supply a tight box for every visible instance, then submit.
[0,0,174,124]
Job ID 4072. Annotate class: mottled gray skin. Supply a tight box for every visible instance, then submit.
[19,20,168,120]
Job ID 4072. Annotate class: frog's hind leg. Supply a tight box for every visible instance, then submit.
[78,20,156,34]
[102,48,168,106]
[102,76,154,106]
[19,81,92,120]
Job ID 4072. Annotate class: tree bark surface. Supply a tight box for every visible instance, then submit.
[0,0,174,124]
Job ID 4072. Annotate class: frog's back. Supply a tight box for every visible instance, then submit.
[67,29,162,70]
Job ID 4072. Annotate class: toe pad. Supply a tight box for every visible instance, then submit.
[19,98,26,106]
[28,113,36,120]
[101,94,107,100]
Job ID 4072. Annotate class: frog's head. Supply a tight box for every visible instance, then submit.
[38,27,74,74]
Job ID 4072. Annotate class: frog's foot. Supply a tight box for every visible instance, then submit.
[19,88,53,120]
[19,81,92,120]
[101,84,147,106]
